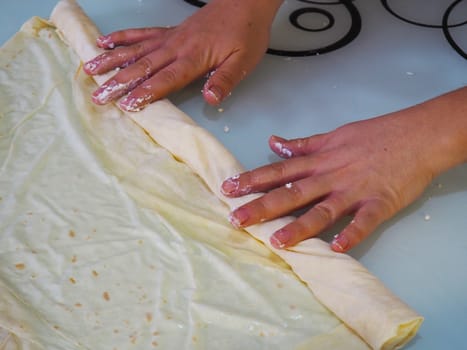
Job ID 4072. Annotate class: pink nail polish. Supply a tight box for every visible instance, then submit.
[221,175,240,195]
[97,35,115,49]
[331,234,349,252]
[271,139,293,158]
[203,84,223,104]
[270,229,292,249]
[204,89,220,103]
[229,208,249,228]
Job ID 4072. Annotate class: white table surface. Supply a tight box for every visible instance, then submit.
[1,1,466,349]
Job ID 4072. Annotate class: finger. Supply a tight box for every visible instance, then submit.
[84,38,165,75]
[92,50,175,105]
[269,134,326,159]
[331,199,392,252]
[228,176,331,228]
[96,27,169,49]
[119,57,203,111]
[221,157,316,197]
[202,54,251,105]
[270,193,351,249]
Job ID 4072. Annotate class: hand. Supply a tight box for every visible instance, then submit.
[221,88,467,252]
[84,0,283,111]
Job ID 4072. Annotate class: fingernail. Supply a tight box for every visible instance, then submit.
[331,234,349,252]
[204,85,223,103]
[221,175,240,195]
[270,229,293,249]
[271,139,293,158]
[229,208,249,228]
[93,80,126,104]
[84,60,98,74]
[97,35,115,49]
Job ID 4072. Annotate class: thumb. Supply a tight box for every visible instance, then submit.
[202,56,249,105]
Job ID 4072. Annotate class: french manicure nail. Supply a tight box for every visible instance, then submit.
[93,80,127,104]
[229,208,249,228]
[271,139,293,158]
[204,85,223,103]
[331,234,349,252]
[270,229,293,249]
[97,35,115,49]
[84,60,98,73]
[221,176,240,195]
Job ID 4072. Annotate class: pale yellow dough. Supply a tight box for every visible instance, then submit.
[0,1,422,349]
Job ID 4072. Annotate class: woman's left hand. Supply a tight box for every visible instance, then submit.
[83,0,283,111]
[221,89,467,252]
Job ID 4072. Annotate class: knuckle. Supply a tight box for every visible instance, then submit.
[134,42,147,56]
[285,183,306,202]
[372,197,396,220]
[313,202,336,223]
[269,162,288,180]
[136,56,154,77]
[158,67,178,85]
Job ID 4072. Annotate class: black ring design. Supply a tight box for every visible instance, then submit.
[183,0,206,7]
[183,0,361,57]
[289,8,334,32]
[381,0,467,28]
[268,0,361,57]
[442,0,467,58]
[381,0,466,59]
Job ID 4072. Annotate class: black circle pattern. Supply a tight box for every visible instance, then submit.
[183,0,466,59]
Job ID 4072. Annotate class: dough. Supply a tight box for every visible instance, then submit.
[0,1,422,349]
[49,1,425,346]
[0,12,368,350]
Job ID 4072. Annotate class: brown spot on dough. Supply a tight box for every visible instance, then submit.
[15,263,25,270]
[103,291,110,301]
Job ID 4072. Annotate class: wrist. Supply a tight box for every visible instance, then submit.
[415,87,467,175]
